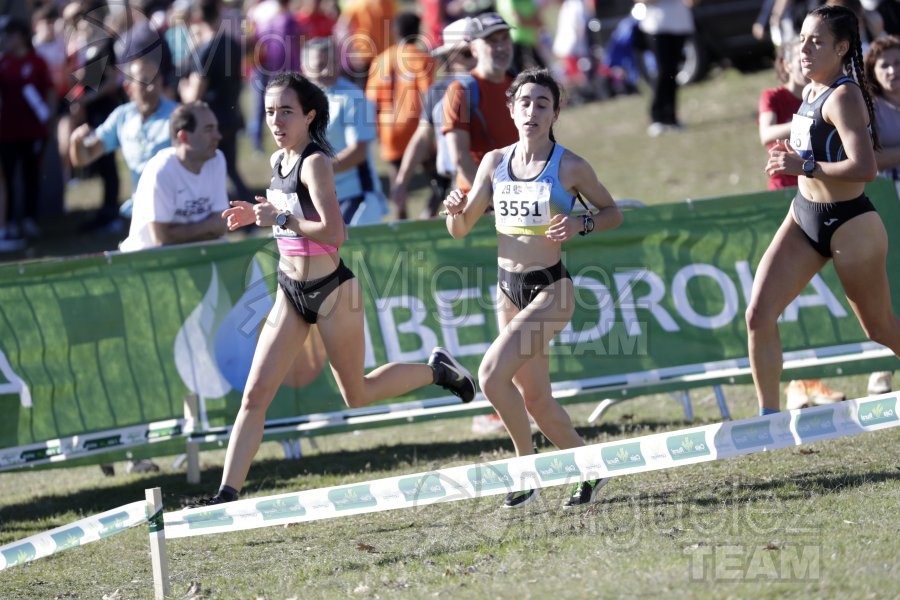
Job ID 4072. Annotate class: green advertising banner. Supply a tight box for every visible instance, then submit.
[2,181,900,467]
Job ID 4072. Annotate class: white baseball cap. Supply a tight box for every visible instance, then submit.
[432,17,477,56]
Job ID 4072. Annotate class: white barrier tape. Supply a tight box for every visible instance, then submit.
[0,500,147,571]
[0,419,187,471]
[163,394,899,539]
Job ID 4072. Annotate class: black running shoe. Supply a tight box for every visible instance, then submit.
[563,478,609,508]
[503,488,539,509]
[192,493,238,508]
[429,347,476,403]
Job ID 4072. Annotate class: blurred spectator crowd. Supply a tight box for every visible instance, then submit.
[1,0,899,255]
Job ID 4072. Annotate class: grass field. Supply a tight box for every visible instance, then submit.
[2,68,899,598]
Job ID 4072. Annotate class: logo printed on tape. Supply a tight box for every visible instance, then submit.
[256,496,306,520]
[667,432,710,460]
[83,435,122,451]
[147,425,182,439]
[535,453,579,481]
[601,442,646,471]
[1,543,36,567]
[328,485,377,510]
[186,509,234,529]
[795,411,837,439]
[98,512,130,538]
[467,464,514,491]
[729,421,774,450]
[399,474,446,502]
[50,527,85,551]
[857,398,897,426]
[20,445,61,462]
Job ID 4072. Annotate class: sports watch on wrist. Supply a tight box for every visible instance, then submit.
[802,158,816,178]
[275,212,291,228]
[579,214,594,236]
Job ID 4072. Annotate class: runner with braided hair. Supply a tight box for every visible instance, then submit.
[749,4,900,416]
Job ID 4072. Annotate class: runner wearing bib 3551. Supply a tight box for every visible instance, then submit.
[443,68,624,510]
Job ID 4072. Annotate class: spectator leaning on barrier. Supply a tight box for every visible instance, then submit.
[70,58,177,221]
[303,37,388,225]
[442,12,518,192]
[119,101,228,253]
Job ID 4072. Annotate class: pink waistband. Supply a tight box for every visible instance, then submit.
[276,237,338,256]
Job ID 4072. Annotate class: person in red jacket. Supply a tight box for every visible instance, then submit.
[0,17,54,251]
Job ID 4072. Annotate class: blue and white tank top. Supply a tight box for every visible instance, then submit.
[491,143,576,236]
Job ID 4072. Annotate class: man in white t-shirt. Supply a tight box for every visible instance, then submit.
[119,101,229,252]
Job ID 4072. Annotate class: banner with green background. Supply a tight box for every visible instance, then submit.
[2,181,899,460]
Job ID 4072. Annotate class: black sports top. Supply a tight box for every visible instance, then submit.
[791,76,855,163]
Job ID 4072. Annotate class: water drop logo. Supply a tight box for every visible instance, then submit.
[0,350,31,408]
[214,258,274,391]
[174,265,233,399]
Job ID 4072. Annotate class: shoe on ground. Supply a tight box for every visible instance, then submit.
[803,379,845,405]
[867,371,892,395]
[471,413,506,434]
[786,379,844,410]
[429,346,476,403]
[563,478,610,508]
[99,463,115,477]
[647,122,666,137]
[204,494,235,506]
[126,458,160,474]
[503,488,539,509]
[785,380,810,410]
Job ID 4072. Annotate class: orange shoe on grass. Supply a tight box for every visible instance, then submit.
[785,379,845,410]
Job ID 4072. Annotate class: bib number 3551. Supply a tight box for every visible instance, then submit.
[495,182,551,227]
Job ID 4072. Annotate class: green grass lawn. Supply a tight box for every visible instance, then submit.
[2,68,899,598]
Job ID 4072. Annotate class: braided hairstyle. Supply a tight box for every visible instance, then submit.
[265,72,335,157]
[505,67,564,143]
[811,4,880,148]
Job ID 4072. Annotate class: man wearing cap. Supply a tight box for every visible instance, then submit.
[390,17,478,218]
[441,12,518,192]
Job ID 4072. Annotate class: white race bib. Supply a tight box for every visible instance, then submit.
[790,114,814,160]
[494,181,552,228]
[267,189,302,237]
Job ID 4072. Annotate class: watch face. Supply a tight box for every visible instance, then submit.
[276,213,288,227]
[803,159,815,174]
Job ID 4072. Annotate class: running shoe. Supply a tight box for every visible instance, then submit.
[429,346,476,403]
[868,371,893,395]
[563,478,610,508]
[503,488,539,509]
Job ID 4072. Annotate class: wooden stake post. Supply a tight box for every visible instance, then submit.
[145,487,170,599]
